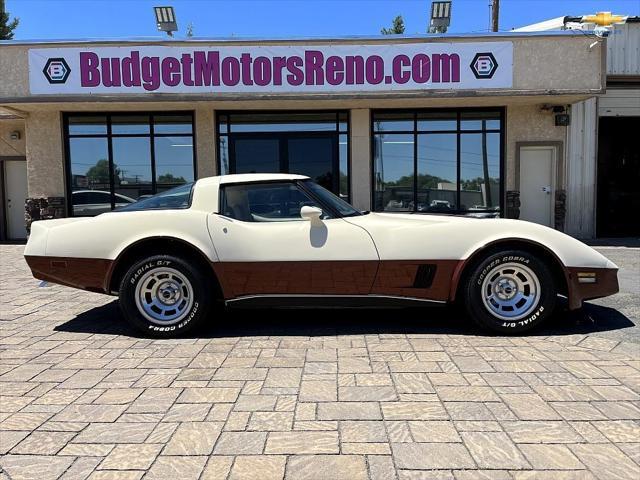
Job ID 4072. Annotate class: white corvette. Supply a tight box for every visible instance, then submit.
[24,174,619,337]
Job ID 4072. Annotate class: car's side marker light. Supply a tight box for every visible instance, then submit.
[577,272,597,283]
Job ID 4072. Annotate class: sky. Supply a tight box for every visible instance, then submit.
[5,0,640,40]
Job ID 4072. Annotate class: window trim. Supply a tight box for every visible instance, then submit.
[63,111,197,217]
[215,110,351,201]
[370,107,505,216]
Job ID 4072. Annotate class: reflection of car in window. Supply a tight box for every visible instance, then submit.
[116,183,194,212]
[423,199,454,213]
[72,190,135,216]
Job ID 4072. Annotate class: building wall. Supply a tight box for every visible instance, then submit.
[13,101,576,215]
[0,119,26,156]
[505,104,567,191]
[565,98,597,238]
[607,23,640,76]
[25,111,65,198]
[350,109,372,211]
[0,33,605,101]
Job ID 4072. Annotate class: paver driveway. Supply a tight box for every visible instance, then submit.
[1,244,639,480]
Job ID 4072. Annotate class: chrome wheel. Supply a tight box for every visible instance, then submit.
[134,267,194,325]
[481,262,541,321]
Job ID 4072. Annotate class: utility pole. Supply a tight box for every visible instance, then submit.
[490,0,500,32]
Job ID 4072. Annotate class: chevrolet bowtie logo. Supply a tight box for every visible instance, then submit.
[582,12,628,27]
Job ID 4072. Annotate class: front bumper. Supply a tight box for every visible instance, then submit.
[565,266,619,310]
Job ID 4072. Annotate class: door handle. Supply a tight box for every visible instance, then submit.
[541,186,551,194]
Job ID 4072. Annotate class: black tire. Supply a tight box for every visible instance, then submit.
[462,249,557,334]
[118,254,211,338]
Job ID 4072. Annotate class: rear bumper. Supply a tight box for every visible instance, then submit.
[565,266,619,310]
[24,255,112,294]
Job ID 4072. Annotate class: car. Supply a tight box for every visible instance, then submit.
[24,173,619,338]
[72,190,136,216]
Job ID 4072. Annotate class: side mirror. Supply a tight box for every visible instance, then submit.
[300,205,323,223]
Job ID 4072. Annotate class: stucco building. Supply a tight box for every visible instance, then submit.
[0,31,606,240]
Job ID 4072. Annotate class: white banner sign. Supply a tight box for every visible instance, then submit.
[29,42,512,95]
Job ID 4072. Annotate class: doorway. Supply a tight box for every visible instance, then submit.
[597,117,640,237]
[229,134,338,193]
[217,112,350,199]
[518,145,558,228]
[1,158,28,240]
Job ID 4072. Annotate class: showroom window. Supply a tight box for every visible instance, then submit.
[372,109,504,215]
[64,112,196,216]
[217,111,350,200]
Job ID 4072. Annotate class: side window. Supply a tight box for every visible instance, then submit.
[221,182,331,222]
[87,191,110,204]
[73,192,90,205]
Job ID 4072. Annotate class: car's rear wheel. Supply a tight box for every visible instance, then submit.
[119,254,211,338]
[462,249,557,334]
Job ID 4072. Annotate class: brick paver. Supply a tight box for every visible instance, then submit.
[1,244,639,479]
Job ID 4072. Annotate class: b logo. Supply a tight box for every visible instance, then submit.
[470,53,498,79]
[43,58,71,84]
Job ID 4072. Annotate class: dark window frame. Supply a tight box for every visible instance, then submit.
[63,111,197,217]
[215,110,351,201]
[370,107,505,216]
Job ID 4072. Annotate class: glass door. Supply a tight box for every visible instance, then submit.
[228,133,338,193]
[218,111,349,198]
[287,135,337,192]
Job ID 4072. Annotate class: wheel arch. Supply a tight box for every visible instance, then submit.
[449,238,569,302]
[106,236,223,298]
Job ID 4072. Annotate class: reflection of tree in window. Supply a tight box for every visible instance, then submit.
[86,159,120,185]
[386,173,453,189]
[157,173,187,184]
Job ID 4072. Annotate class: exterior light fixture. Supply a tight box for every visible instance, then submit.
[429,1,452,34]
[154,6,178,37]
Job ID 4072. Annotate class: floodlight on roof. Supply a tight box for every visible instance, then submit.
[154,6,178,36]
[429,1,452,34]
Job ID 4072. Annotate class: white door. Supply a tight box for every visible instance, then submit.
[3,160,28,240]
[519,146,556,227]
[208,181,379,297]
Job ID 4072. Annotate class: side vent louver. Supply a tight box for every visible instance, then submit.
[413,264,437,288]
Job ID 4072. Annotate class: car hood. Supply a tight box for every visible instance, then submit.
[345,212,616,269]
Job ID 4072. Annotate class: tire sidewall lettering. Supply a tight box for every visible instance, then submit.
[477,255,531,286]
[130,260,173,285]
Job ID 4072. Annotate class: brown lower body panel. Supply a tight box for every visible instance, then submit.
[24,255,112,293]
[565,266,619,310]
[212,260,462,302]
[212,261,379,298]
[371,260,462,301]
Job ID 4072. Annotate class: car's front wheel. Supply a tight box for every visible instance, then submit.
[462,249,557,334]
[119,255,211,337]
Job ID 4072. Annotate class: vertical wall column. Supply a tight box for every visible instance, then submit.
[565,99,597,239]
[25,111,65,198]
[195,107,216,178]
[349,109,371,211]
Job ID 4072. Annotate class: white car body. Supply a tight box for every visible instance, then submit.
[25,174,618,311]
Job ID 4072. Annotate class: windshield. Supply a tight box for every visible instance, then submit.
[116,183,194,212]
[303,181,361,217]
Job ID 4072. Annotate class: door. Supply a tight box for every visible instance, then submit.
[597,117,640,237]
[229,133,339,193]
[209,181,379,298]
[519,146,556,227]
[3,160,28,240]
